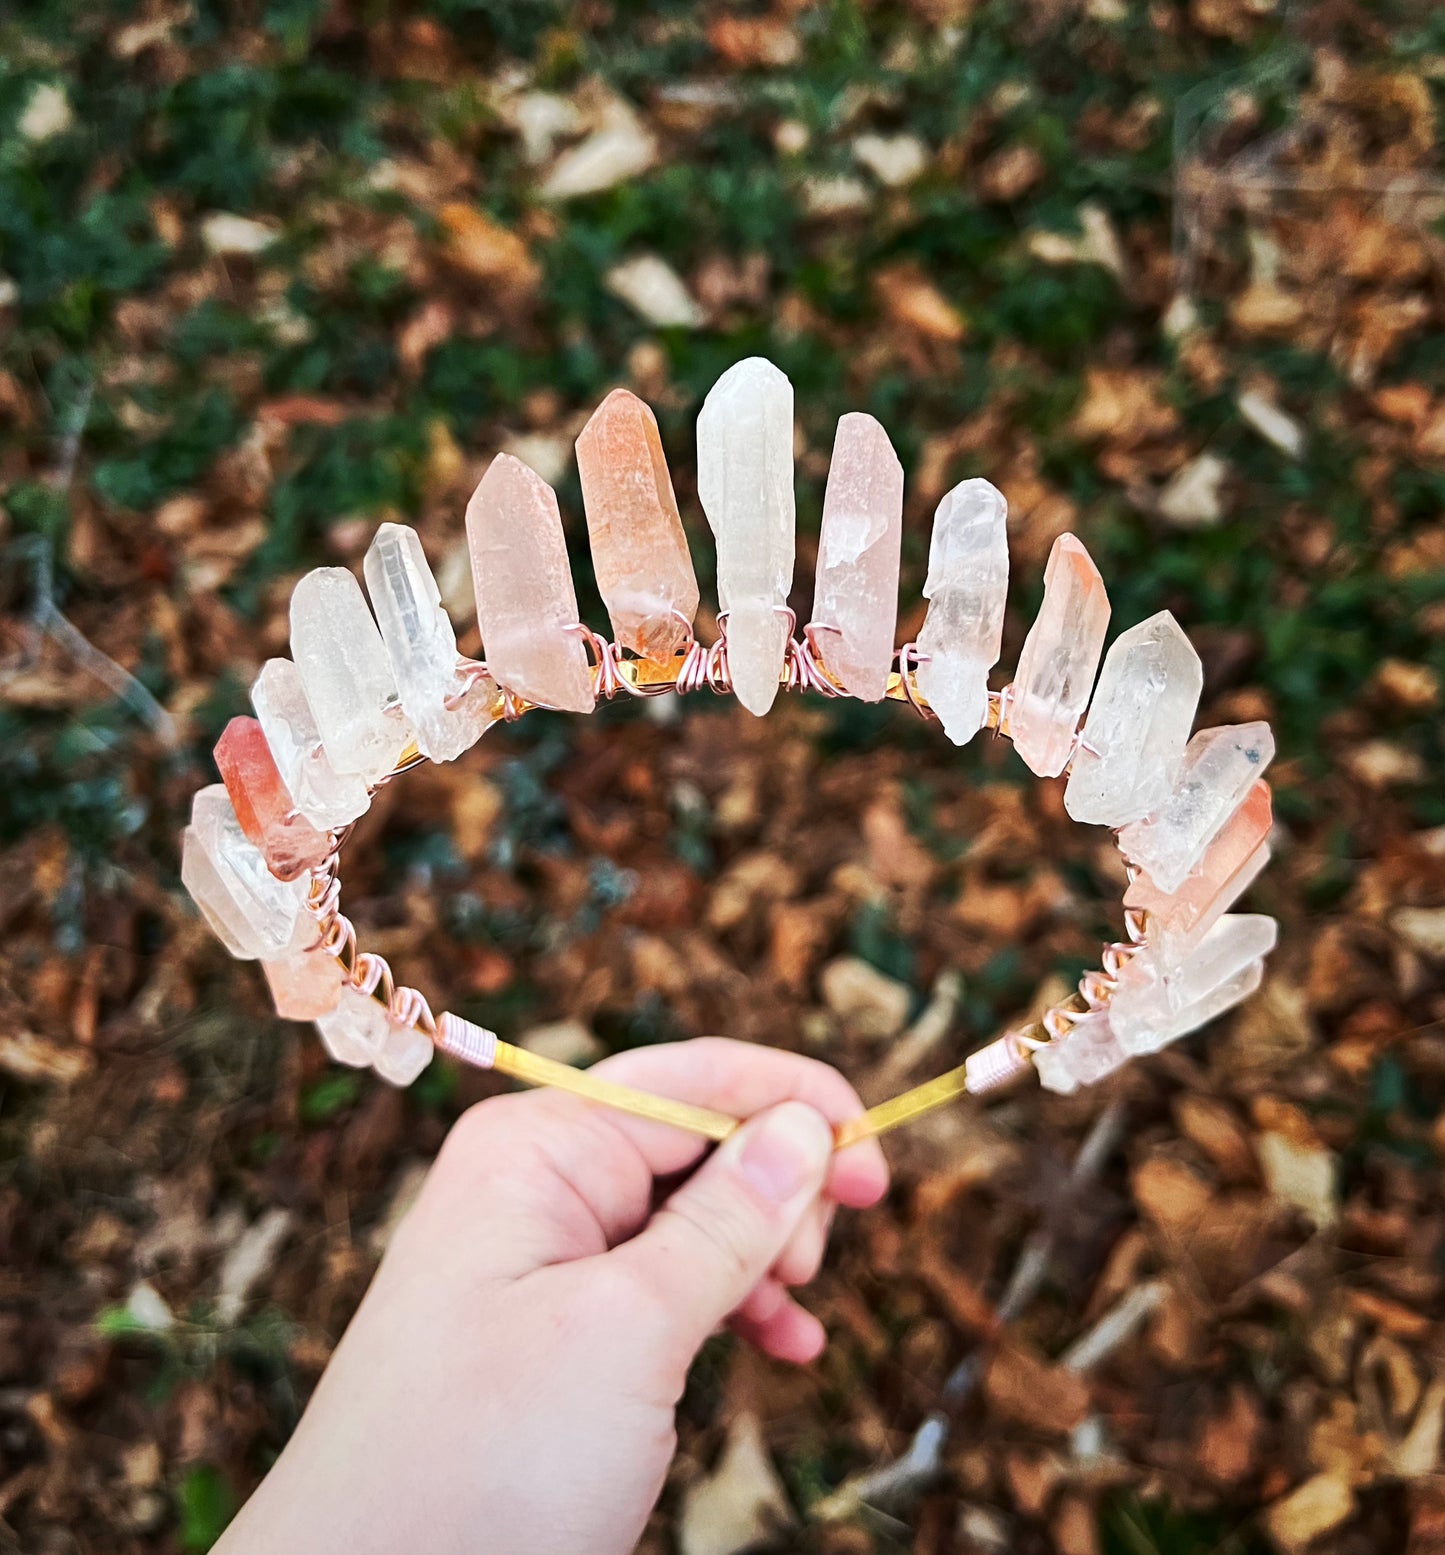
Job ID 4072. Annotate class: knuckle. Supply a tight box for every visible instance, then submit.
[667,1190,758,1290]
[599,1257,673,1330]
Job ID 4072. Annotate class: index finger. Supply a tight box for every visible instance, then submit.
[591,1037,889,1210]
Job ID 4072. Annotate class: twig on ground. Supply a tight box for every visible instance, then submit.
[813,1099,1128,1520]
[1060,1279,1165,1374]
[2,378,179,747]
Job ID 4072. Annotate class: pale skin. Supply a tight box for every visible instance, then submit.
[217,1038,890,1555]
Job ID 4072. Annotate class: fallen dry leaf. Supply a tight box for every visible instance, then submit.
[678,1414,795,1555]
[436,203,541,294]
[1264,1471,1356,1552]
[872,264,967,343]
[984,1339,1091,1435]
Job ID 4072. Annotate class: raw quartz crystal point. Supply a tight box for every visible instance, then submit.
[809,413,904,701]
[914,479,1009,744]
[314,986,434,1087]
[1034,1011,1129,1095]
[466,454,595,713]
[214,715,330,881]
[262,945,344,1021]
[1064,611,1203,826]
[576,389,699,664]
[1109,912,1278,1054]
[180,785,309,960]
[696,357,795,716]
[1009,534,1111,777]
[291,568,415,784]
[1126,780,1272,957]
[1118,721,1275,892]
[364,522,498,762]
[251,658,369,831]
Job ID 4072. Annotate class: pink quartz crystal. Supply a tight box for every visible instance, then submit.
[576,388,699,664]
[466,454,596,713]
[214,715,330,882]
[262,944,344,1021]
[1125,779,1272,956]
[1009,533,1110,777]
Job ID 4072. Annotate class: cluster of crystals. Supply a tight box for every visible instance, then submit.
[182,355,1276,1093]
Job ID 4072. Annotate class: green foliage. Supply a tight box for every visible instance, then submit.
[849,899,915,986]
[176,1465,237,1552]
[253,414,430,579]
[0,709,148,856]
[92,390,244,513]
[94,1302,161,1340]
[1102,1494,1269,1555]
[299,1071,363,1123]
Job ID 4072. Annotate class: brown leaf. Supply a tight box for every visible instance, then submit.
[872,263,967,343]
[1132,1155,1214,1246]
[1071,366,1180,448]
[819,957,911,1039]
[254,395,351,429]
[706,16,801,68]
[437,203,541,294]
[0,1030,92,1084]
[984,1339,1090,1434]
[1197,1384,1264,1485]
[1053,1494,1101,1555]
[1173,1095,1258,1184]
[767,902,830,993]
[707,852,801,932]
[1264,1471,1355,1552]
[398,299,456,378]
[976,144,1044,202]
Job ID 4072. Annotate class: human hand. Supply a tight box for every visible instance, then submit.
[217,1037,889,1555]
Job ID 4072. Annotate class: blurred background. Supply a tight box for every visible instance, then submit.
[2,1,1444,1551]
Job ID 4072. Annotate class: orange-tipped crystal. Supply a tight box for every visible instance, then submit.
[214,716,330,882]
[1125,779,1273,956]
[577,389,699,664]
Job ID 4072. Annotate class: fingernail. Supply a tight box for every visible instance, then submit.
[735,1103,833,1205]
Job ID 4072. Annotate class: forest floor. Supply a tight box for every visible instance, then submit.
[2,2,1444,1551]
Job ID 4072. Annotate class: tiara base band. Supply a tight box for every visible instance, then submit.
[183,365,1278,1141]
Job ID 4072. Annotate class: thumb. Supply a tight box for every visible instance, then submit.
[611,1101,834,1360]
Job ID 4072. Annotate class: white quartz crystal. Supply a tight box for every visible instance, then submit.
[364,523,496,763]
[373,1022,434,1086]
[697,357,796,716]
[251,658,370,830]
[1117,721,1274,892]
[290,568,415,784]
[914,479,1009,744]
[1110,912,1277,1052]
[1034,1011,1130,1095]
[314,986,434,1085]
[1130,958,1266,1056]
[181,785,308,960]
[1064,611,1202,826]
[315,986,386,1067]
[809,412,904,701]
